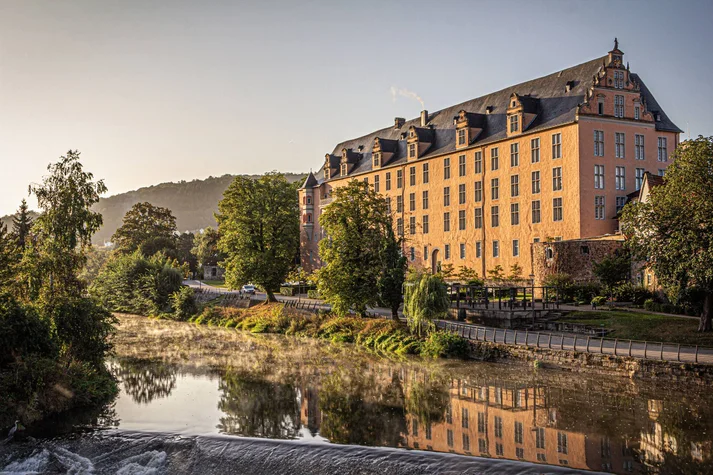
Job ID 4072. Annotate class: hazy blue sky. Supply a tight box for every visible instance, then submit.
[1,0,712,216]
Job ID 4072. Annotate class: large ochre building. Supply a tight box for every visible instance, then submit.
[298,41,681,277]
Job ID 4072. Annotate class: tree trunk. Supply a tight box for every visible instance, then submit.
[265,290,278,303]
[391,306,400,321]
[699,292,713,332]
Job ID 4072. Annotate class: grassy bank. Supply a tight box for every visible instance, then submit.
[555,310,713,347]
[201,280,229,289]
[188,303,468,359]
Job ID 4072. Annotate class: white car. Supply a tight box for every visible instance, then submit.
[241,285,256,295]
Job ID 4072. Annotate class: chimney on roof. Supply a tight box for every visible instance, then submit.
[394,117,405,129]
[420,110,428,127]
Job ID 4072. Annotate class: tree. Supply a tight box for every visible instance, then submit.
[11,199,33,251]
[176,232,197,277]
[377,225,407,320]
[0,223,18,289]
[112,202,178,257]
[217,172,299,301]
[507,263,524,282]
[592,250,630,298]
[487,265,506,283]
[457,265,479,283]
[192,227,224,268]
[438,263,455,281]
[621,136,713,331]
[403,272,450,337]
[21,150,106,302]
[317,180,392,316]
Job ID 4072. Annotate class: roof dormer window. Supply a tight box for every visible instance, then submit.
[509,115,519,133]
[457,128,466,146]
[409,130,415,138]
[341,163,347,176]
[408,143,416,159]
[373,153,380,167]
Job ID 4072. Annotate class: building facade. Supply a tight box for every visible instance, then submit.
[298,41,681,277]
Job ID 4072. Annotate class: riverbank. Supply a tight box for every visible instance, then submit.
[185,303,469,359]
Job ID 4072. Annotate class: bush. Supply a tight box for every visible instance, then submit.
[0,296,57,368]
[280,286,298,296]
[612,282,635,302]
[644,298,656,311]
[170,286,199,320]
[90,251,183,315]
[421,331,469,359]
[591,296,607,307]
[307,289,320,299]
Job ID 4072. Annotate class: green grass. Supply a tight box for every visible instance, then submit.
[555,310,713,347]
[201,280,229,289]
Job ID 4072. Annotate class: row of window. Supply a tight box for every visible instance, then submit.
[434,415,569,457]
[594,165,664,190]
[374,134,562,182]
[380,168,564,206]
[395,197,563,236]
[593,131,667,161]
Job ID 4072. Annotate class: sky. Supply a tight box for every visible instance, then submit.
[1,0,712,216]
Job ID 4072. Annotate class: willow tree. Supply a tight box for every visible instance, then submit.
[317,180,403,316]
[621,136,713,331]
[403,272,450,337]
[216,172,300,301]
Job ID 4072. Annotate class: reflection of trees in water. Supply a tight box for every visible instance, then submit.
[319,370,407,447]
[405,373,450,427]
[112,358,178,404]
[217,370,300,438]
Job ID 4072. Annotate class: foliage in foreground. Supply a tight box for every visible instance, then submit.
[420,330,471,359]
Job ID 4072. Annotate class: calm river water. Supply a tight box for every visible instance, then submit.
[1,315,712,474]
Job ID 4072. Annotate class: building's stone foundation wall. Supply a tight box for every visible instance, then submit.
[532,239,624,286]
[468,341,713,384]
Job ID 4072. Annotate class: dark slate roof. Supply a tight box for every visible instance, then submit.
[300,171,318,189]
[631,74,683,133]
[318,56,681,183]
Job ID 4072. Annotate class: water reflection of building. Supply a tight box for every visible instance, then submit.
[403,380,639,472]
[296,370,711,474]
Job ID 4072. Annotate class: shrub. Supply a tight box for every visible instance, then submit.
[0,296,57,368]
[170,286,199,320]
[591,296,607,307]
[644,298,656,312]
[421,331,469,359]
[612,282,635,302]
[280,286,298,296]
[307,289,320,299]
[631,286,654,306]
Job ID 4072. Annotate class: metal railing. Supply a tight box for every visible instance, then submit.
[437,321,713,365]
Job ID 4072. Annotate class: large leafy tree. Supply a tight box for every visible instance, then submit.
[377,225,407,320]
[216,172,300,301]
[21,150,106,301]
[592,249,630,298]
[112,202,178,257]
[621,136,713,331]
[318,180,400,316]
[11,199,33,251]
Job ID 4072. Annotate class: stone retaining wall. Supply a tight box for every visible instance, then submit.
[468,340,713,384]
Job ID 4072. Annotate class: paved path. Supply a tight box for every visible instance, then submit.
[436,320,713,365]
[184,280,713,365]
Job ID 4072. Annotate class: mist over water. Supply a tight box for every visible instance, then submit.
[2,315,713,474]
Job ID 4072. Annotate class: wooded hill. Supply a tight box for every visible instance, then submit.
[1,173,306,244]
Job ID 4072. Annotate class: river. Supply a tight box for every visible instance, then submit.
[1,314,712,474]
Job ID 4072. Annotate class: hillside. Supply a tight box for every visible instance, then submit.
[1,173,307,244]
